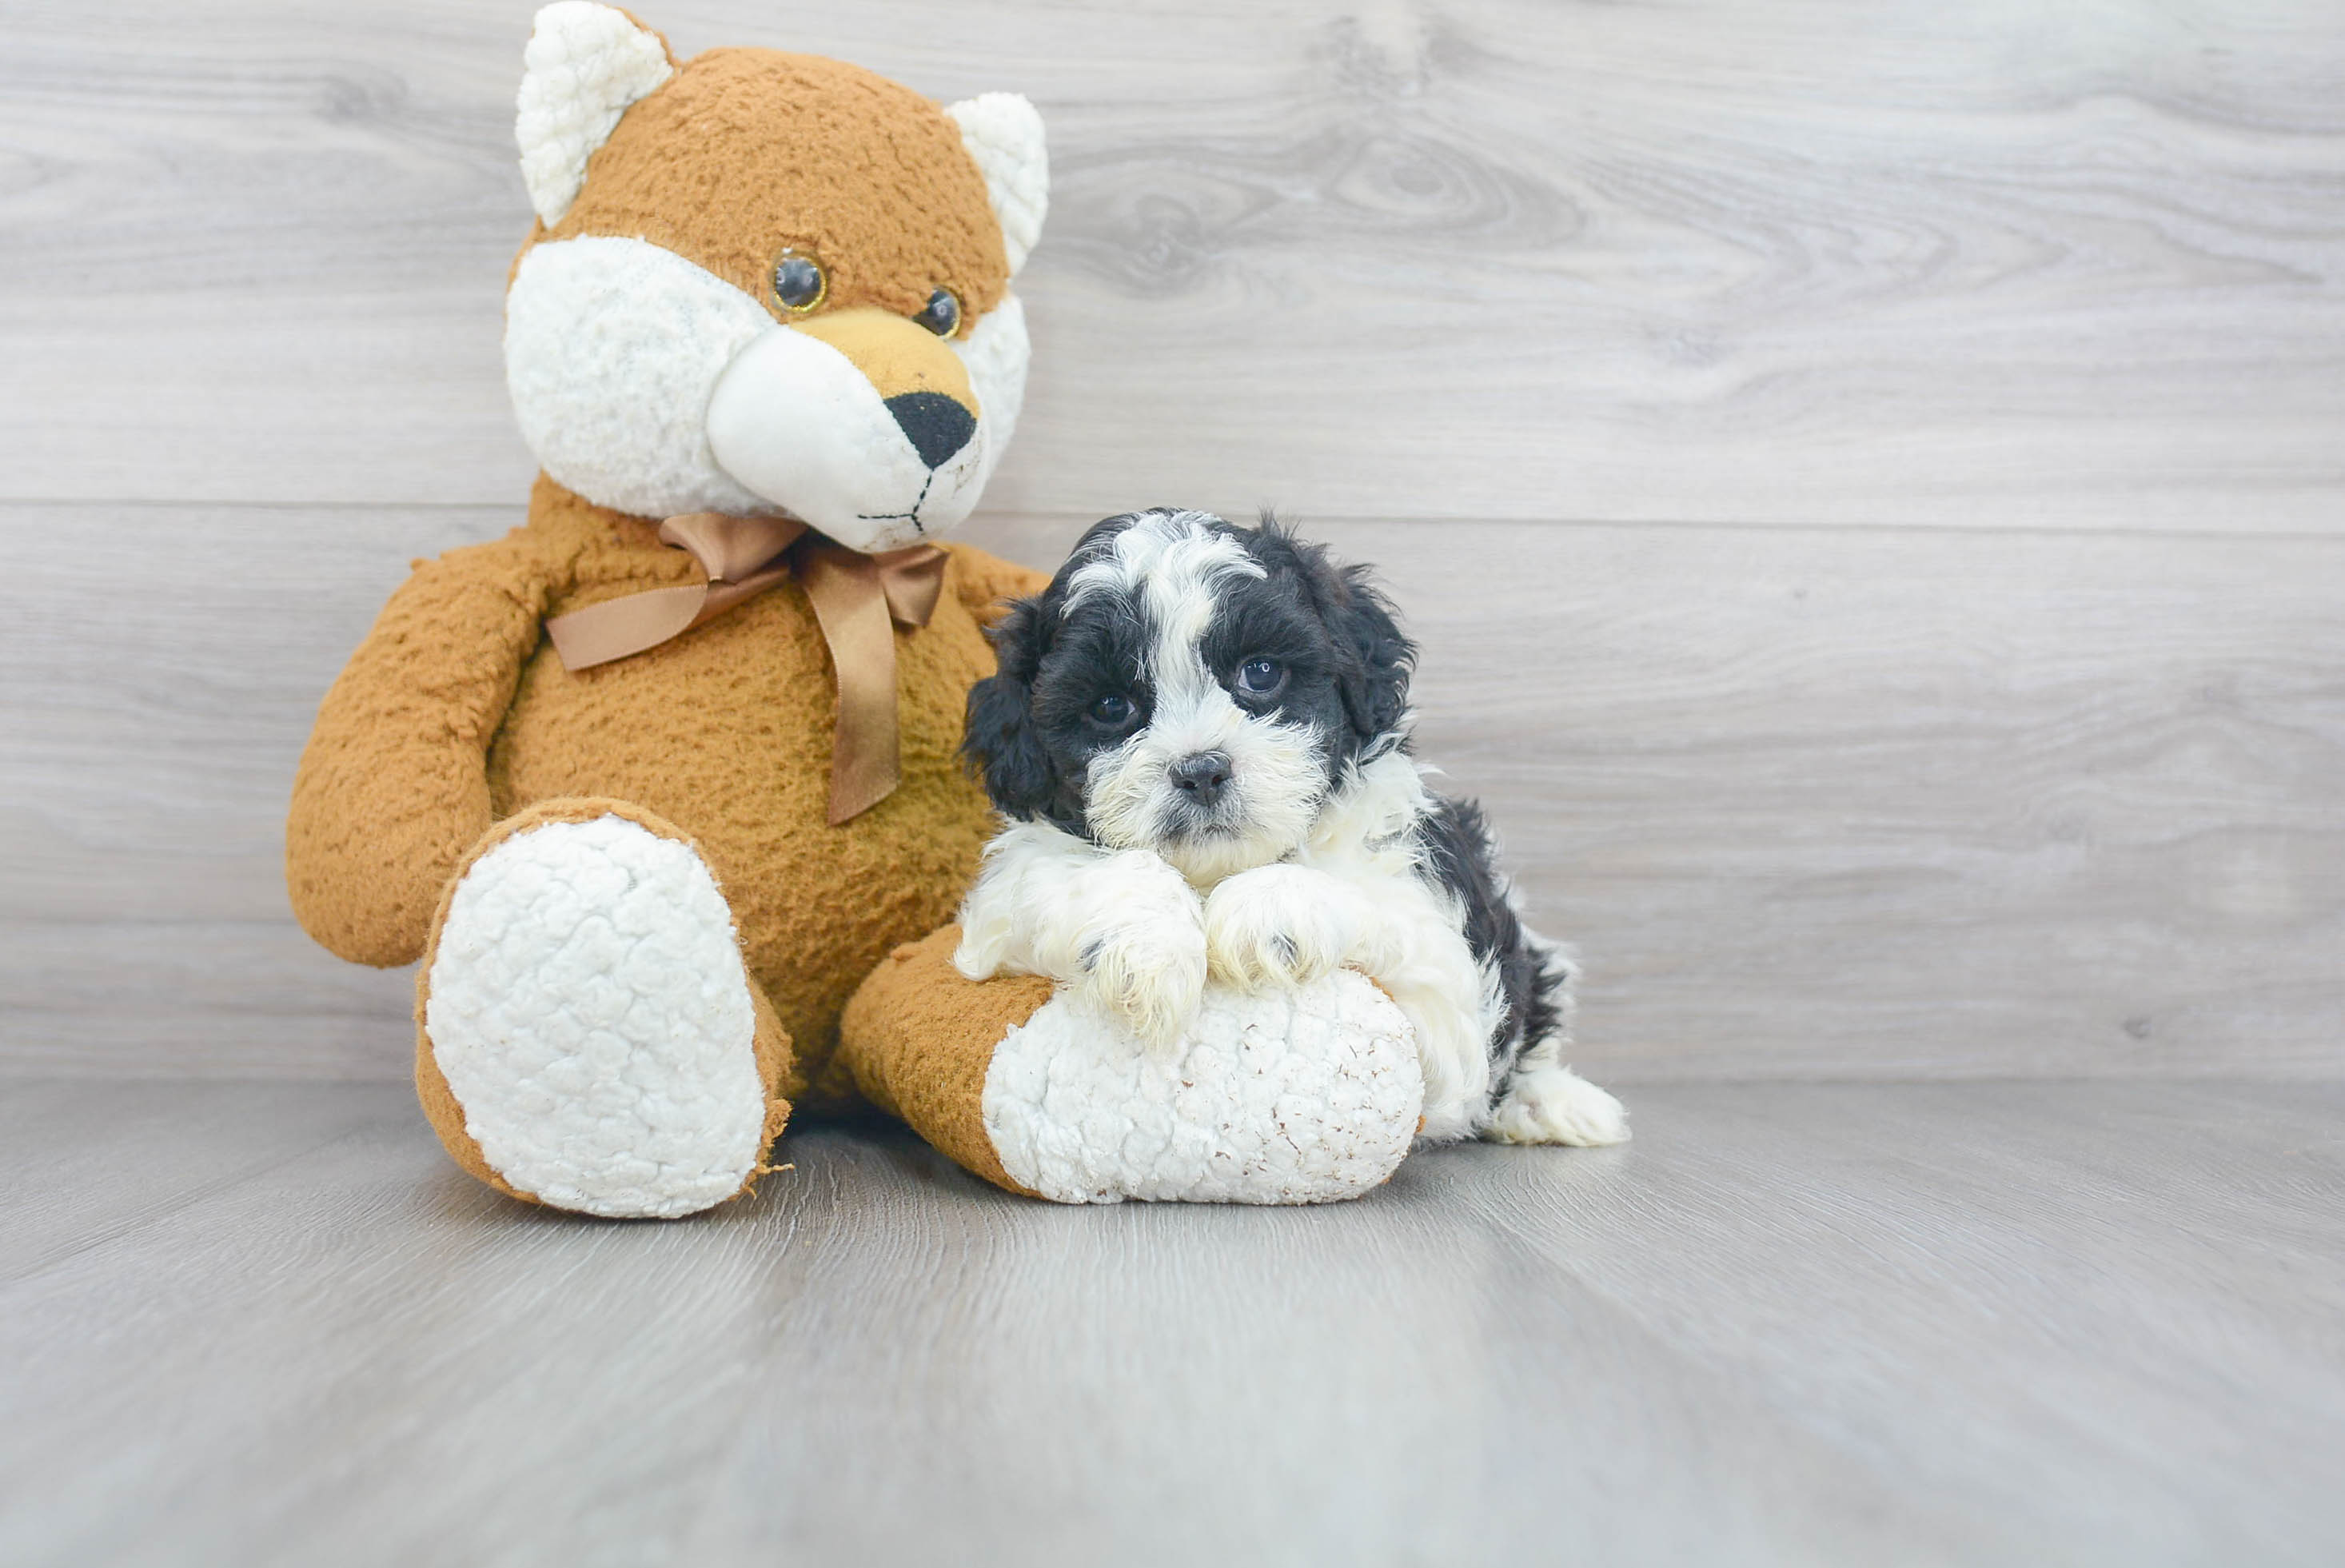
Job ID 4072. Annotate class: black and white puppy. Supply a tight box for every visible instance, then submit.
[954,509,1627,1147]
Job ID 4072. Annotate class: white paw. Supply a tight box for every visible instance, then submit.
[423,813,768,1217]
[1484,1060,1630,1147]
[1075,862,1208,1047]
[1204,864,1358,990]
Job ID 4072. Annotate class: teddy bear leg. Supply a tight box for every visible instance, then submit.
[413,799,792,1218]
[840,925,1426,1205]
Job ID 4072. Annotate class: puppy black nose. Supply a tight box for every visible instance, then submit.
[1168,751,1233,808]
[884,391,976,470]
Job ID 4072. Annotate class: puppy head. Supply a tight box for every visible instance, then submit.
[964,509,1414,881]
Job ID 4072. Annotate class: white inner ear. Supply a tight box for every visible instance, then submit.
[951,292,1030,473]
[516,2,672,226]
[946,93,1049,275]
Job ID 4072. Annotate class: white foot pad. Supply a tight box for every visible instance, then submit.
[982,972,1423,1204]
[424,815,767,1218]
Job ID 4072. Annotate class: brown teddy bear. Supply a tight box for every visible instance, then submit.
[286,3,1056,1215]
[292,5,1571,1218]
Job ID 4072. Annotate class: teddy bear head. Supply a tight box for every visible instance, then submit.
[503,3,1047,551]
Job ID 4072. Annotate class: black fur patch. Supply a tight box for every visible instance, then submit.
[960,509,1419,836]
[1413,796,1569,1083]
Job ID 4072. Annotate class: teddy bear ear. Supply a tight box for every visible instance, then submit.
[945,94,1050,277]
[515,3,675,227]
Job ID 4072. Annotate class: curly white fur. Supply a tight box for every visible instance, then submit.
[423,815,767,1218]
[945,94,1048,276]
[983,972,1421,1204]
[516,4,671,226]
[505,237,1031,546]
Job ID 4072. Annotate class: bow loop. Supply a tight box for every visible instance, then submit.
[875,544,948,628]
[657,513,806,584]
[542,517,953,825]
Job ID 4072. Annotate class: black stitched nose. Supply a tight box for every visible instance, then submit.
[884,391,976,470]
[1168,752,1232,808]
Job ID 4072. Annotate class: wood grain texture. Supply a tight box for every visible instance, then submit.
[3,0,2342,526]
[2,1079,2342,1566]
[6,501,2339,1082]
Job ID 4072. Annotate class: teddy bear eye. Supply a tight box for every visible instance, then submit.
[912,287,961,337]
[772,249,827,313]
[1087,692,1135,728]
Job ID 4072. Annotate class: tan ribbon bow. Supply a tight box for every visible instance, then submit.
[544,514,948,825]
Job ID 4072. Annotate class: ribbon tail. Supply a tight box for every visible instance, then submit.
[546,583,712,672]
[799,546,902,825]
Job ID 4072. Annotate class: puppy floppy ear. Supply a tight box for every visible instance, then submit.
[1327,564,1414,746]
[962,597,1057,818]
[1273,523,1412,748]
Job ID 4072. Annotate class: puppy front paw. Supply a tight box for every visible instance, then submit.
[1072,852,1208,1047]
[1205,864,1358,991]
[1079,914,1206,1047]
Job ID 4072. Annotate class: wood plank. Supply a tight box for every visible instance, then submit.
[1,1080,2340,1565]
[5,1,2342,526]
[5,501,2339,1082]
[0,1081,400,1279]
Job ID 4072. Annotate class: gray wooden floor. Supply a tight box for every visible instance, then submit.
[3,1079,2341,1567]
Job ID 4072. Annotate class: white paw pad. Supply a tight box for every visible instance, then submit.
[982,972,1423,1204]
[424,814,767,1218]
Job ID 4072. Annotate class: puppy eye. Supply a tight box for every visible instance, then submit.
[772,249,828,313]
[1087,692,1136,727]
[1234,657,1286,698]
[912,287,962,337]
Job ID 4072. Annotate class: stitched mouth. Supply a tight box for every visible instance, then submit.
[856,469,936,532]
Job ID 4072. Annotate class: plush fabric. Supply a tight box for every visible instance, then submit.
[984,972,1422,1206]
[516,1,675,225]
[290,478,1044,1100]
[498,23,1037,543]
[840,926,1426,1206]
[412,796,796,1211]
[943,94,1048,275]
[839,925,1054,1199]
[504,235,776,521]
[534,46,1010,328]
[415,800,787,1217]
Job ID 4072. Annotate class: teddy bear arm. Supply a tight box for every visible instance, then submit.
[285,545,549,967]
[943,541,1053,628]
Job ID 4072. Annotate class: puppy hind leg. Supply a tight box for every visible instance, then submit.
[1482,1031,1630,1147]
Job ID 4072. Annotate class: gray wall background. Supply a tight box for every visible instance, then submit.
[5,0,2340,1083]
